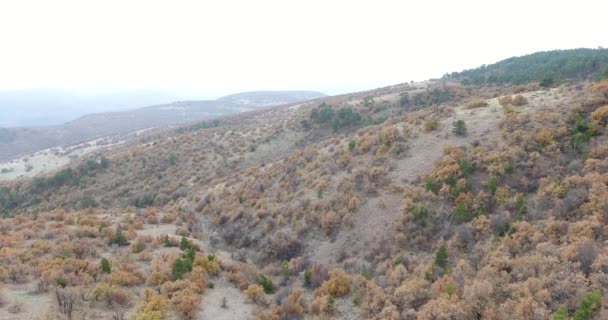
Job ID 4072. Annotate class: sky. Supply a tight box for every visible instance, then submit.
[0,0,606,98]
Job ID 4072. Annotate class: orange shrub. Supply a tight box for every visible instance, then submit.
[315,268,351,297]
[244,284,264,303]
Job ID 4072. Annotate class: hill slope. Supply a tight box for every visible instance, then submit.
[1,52,608,319]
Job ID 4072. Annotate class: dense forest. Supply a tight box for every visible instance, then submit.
[447,48,608,86]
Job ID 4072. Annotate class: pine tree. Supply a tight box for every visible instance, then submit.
[109,228,129,246]
[574,290,602,320]
[179,236,191,251]
[435,245,448,269]
[100,257,112,273]
[452,120,467,136]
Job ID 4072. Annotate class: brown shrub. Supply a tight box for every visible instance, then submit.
[592,80,608,99]
[591,105,608,127]
[466,99,489,109]
[315,268,351,297]
[424,117,441,132]
[320,210,340,234]
[244,284,265,303]
[108,269,145,286]
[171,288,199,319]
[194,256,221,276]
[512,95,529,106]
[310,295,334,314]
[498,95,513,107]
[282,288,306,316]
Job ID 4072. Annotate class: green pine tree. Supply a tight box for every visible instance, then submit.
[100,257,112,273]
[435,245,448,269]
[452,120,467,136]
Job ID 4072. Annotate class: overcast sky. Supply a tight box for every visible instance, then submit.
[0,0,606,98]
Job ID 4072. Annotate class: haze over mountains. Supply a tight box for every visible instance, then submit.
[0,90,325,161]
[0,88,185,127]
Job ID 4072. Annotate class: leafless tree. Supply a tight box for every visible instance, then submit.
[55,287,77,320]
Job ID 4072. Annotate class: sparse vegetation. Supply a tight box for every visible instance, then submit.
[0,54,607,320]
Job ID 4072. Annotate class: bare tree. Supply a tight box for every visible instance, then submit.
[55,287,77,320]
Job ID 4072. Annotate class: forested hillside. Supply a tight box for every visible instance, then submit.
[448,48,608,86]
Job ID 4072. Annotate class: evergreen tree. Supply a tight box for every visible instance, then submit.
[452,120,467,136]
[435,245,448,269]
[100,257,111,273]
[109,228,129,246]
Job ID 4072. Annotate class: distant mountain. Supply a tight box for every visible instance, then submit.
[447,48,608,85]
[0,89,183,127]
[0,90,325,161]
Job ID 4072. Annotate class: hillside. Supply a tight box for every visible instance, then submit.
[0,90,325,162]
[448,48,608,86]
[1,52,608,320]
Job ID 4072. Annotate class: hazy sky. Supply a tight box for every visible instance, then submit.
[0,0,606,98]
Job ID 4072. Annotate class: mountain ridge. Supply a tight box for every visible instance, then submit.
[0,90,326,162]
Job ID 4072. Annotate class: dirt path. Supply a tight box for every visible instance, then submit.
[196,278,255,320]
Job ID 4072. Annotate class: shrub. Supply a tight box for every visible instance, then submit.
[310,103,334,124]
[316,268,351,297]
[424,177,439,194]
[591,105,608,127]
[131,239,146,253]
[572,115,592,148]
[194,255,220,276]
[498,96,513,107]
[320,210,340,234]
[514,193,526,214]
[512,94,528,106]
[331,107,361,131]
[552,305,568,320]
[244,284,265,303]
[100,257,112,273]
[592,80,608,98]
[452,120,467,136]
[172,258,193,280]
[311,295,335,314]
[170,288,199,319]
[410,204,429,227]
[79,196,97,209]
[304,268,312,286]
[257,274,274,294]
[131,289,169,320]
[109,228,129,246]
[453,202,474,223]
[574,290,602,320]
[179,237,192,251]
[108,270,145,286]
[282,289,305,316]
[133,194,155,208]
[424,118,440,132]
[486,176,498,195]
[465,99,488,109]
